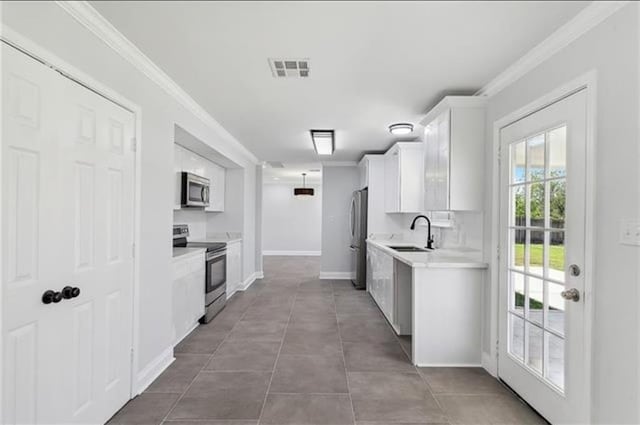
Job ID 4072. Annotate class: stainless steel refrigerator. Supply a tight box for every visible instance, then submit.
[349,188,368,289]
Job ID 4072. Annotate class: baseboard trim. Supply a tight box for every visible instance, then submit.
[319,272,354,280]
[263,250,321,256]
[135,347,174,395]
[255,271,264,279]
[228,272,259,298]
[482,351,498,377]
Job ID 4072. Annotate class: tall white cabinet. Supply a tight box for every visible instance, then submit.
[421,96,486,211]
[384,142,424,213]
[174,143,226,211]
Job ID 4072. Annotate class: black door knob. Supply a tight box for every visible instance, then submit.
[42,290,63,304]
[62,286,81,299]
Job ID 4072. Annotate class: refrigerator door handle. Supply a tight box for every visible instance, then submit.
[349,197,356,238]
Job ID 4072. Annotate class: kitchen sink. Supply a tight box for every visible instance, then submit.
[388,246,431,252]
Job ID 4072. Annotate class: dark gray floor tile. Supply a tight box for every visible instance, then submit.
[418,367,509,395]
[164,421,257,425]
[108,393,180,424]
[343,342,416,373]
[146,354,209,393]
[205,340,281,371]
[338,318,398,343]
[168,371,271,420]
[174,328,226,354]
[352,398,446,424]
[270,354,348,394]
[260,393,354,425]
[281,329,343,356]
[348,372,431,400]
[227,319,287,341]
[435,394,546,424]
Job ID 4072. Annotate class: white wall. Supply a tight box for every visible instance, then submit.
[263,183,322,255]
[482,4,639,423]
[1,1,259,392]
[321,166,359,276]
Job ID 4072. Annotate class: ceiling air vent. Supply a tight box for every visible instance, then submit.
[269,58,310,78]
[267,161,285,168]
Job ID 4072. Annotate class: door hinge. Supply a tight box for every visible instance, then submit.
[497,146,502,162]
[131,137,137,152]
[132,243,136,258]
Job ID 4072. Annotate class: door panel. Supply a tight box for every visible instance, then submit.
[2,43,135,424]
[499,89,587,424]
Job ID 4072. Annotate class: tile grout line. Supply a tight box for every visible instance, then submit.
[159,287,265,425]
[255,276,299,425]
[333,280,358,425]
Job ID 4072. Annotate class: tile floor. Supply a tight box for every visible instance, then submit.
[108,256,546,425]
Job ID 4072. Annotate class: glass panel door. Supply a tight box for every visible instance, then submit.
[507,126,567,391]
[498,88,588,424]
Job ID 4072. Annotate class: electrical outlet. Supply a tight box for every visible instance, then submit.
[619,219,640,246]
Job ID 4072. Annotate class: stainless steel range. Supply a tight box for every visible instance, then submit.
[173,224,227,322]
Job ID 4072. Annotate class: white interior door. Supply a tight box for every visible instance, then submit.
[2,43,136,424]
[498,89,588,424]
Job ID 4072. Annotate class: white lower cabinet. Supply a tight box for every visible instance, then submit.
[226,241,242,296]
[367,243,396,330]
[172,252,206,346]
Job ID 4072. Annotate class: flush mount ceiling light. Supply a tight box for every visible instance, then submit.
[310,129,334,155]
[389,123,414,135]
[294,173,314,197]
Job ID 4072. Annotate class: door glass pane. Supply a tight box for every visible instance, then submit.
[548,126,567,178]
[547,332,565,390]
[548,281,565,336]
[529,182,545,227]
[526,323,543,373]
[510,229,525,272]
[527,134,545,181]
[510,271,525,314]
[511,141,526,184]
[528,276,544,325]
[509,314,524,361]
[511,185,526,227]
[527,230,545,276]
[550,179,566,228]
[549,231,565,281]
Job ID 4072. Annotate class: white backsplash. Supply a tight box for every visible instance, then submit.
[173,209,207,239]
[369,211,483,252]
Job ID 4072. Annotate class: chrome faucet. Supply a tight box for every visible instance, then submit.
[410,215,434,250]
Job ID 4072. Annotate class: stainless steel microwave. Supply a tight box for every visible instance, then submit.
[181,172,210,208]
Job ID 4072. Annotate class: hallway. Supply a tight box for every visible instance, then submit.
[109,256,544,424]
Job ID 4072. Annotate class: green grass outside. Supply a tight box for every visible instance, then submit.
[514,243,564,271]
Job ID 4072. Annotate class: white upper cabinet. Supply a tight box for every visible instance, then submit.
[174,143,226,212]
[358,156,369,189]
[205,161,225,212]
[174,144,184,210]
[384,142,424,213]
[422,96,486,211]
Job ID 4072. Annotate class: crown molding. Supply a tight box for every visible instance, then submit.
[476,1,629,98]
[55,1,259,165]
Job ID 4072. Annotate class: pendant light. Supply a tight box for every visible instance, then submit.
[294,173,314,196]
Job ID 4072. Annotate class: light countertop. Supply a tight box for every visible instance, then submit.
[366,239,488,269]
[172,247,206,259]
[198,232,242,244]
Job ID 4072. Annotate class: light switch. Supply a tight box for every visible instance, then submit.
[619,219,640,246]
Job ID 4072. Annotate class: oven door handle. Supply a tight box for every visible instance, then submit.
[207,251,226,261]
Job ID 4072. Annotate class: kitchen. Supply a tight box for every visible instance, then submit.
[1,2,639,425]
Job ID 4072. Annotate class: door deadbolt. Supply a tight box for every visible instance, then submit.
[569,264,581,277]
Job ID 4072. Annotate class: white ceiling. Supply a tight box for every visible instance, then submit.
[263,163,323,184]
[92,1,588,162]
